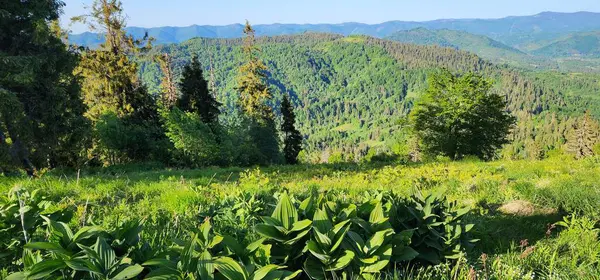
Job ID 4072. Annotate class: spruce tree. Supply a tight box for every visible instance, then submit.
[178,56,221,124]
[73,0,155,121]
[74,0,166,163]
[236,21,281,164]
[0,0,90,173]
[281,94,303,164]
[566,111,599,159]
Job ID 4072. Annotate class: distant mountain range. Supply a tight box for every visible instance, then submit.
[532,31,600,58]
[70,12,600,49]
[69,11,600,71]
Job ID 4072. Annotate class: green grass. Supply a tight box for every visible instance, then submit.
[1,156,599,278]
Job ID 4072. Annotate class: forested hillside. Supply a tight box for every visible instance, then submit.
[384,28,554,69]
[138,33,600,161]
[532,31,600,58]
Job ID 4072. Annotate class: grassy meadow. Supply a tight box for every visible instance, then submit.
[1,155,599,279]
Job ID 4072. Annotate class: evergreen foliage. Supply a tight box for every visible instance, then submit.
[281,94,303,164]
[566,111,599,159]
[0,0,90,173]
[178,56,221,124]
[236,21,281,164]
[410,70,515,160]
[73,0,167,164]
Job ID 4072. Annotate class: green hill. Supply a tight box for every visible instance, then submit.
[137,33,600,158]
[384,28,547,68]
[532,31,600,58]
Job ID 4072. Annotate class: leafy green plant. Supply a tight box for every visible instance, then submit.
[254,192,312,266]
[303,207,355,279]
[7,216,145,279]
[392,193,477,264]
[0,187,72,268]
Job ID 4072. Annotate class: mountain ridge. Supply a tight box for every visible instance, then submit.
[69,11,600,49]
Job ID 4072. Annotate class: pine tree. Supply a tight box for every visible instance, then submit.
[236,21,273,121]
[73,0,155,121]
[74,0,166,163]
[281,94,303,164]
[1,0,90,173]
[235,21,281,164]
[155,53,178,108]
[178,56,221,124]
[566,111,599,159]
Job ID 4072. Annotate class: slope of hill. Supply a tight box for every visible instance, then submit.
[137,33,600,157]
[532,31,600,58]
[384,28,550,68]
[69,12,600,50]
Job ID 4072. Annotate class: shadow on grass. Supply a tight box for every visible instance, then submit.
[467,211,564,256]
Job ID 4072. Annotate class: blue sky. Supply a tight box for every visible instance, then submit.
[62,0,600,33]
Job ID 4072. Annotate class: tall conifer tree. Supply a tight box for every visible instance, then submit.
[178,56,221,124]
[236,21,281,164]
[74,0,166,163]
[0,0,89,173]
[566,111,599,159]
[281,94,303,164]
[73,0,155,121]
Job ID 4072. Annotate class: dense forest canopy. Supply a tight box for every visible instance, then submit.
[137,33,600,161]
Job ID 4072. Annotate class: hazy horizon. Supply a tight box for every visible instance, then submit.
[61,0,600,33]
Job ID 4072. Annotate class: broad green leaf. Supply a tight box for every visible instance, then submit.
[299,195,315,217]
[306,240,328,262]
[271,192,298,230]
[200,219,212,242]
[313,228,332,247]
[111,264,144,280]
[214,257,247,280]
[365,230,392,255]
[24,242,69,255]
[95,237,116,273]
[362,245,392,273]
[222,235,245,256]
[392,246,419,262]
[142,258,177,269]
[5,272,26,280]
[65,259,95,273]
[329,224,350,254]
[26,259,66,280]
[255,224,286,242]
[346,231,365,254]
[208,235,224,249]
[289,219,312,232]
[246,238,266,253]
[312,209,332,233]
[197,250,214,280]
[369,203,386,224]
[260,216,282,227]
[327,250,354,271]
[72,226,105,243]
[144,268,182,280]
[263,269,302,280]
[303,257,325,280]
[283,229,310,246]
[251,264,283,280]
